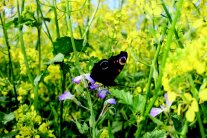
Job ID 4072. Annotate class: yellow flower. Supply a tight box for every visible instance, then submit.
[100,129,109,138]
[44,65,61,83]
[38,123,48,133]
[167,91,177,102]
[185,98,198,122]
[199,88,207,103]
[186,108,195,122]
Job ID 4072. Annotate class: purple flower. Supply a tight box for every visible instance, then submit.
[85,74,95,84]
[150,93,172,117]
[72,73,95,84]
[89,83,100,90]
[105,98,116,105]
[98,88,110,99]
[59,91,74,101]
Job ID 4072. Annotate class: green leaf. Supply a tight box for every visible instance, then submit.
[110,89,133,106]
[132,94,146,113]
[142,130,166,138]
[5,21,14,29]
[34,73,43,86]
[171,114,182,132]
[45,53,64,65]
[2,112,15,125]
[53,36,89,55]
[75,120,88,134]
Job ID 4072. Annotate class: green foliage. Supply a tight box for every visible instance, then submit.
[142,130,166,138]
[1,0,207,137]
[53,36,89,56]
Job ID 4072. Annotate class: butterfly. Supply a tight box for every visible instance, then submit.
[90,51,128,86]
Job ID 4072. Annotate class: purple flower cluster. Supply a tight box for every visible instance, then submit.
[58,73,116,105]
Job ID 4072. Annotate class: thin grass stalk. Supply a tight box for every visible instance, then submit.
[180,120,188,138]
[135,0,184,137]
[82,0,100,40]
[17,0,40,111]
[141,21,168,115]
[0,13,18,107]
[66,1,96,137]
[36,0,53,44]
[188,74,206,138]
[53,0,60,38]
[17,0,34,85]
[161,0,184,48]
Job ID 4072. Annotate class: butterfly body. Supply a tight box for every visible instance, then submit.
[90,51,128,86]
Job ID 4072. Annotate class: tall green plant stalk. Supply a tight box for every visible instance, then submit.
[17,0,40,110]
[36,0,53,43]
[17,0,33,84]
[136,0,184,137]
[66,0,96,137]
[161,0,184,48]
[188,74,206,138]
[141,21,168,115]
[180,120,188,138]
[53,0,60,38]
[36,4,41,74]
[0,13,18,107]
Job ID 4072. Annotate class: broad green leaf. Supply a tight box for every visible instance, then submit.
[110,89,133,105]
[53,36,89,55]
[2,112,15,125]
[142,130,166,138]
[132,94,146,113]
[75,120,88,134]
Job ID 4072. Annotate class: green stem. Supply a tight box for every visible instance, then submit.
[17,0,40,110]
[142,21,168,115]
[53,0,60,38]
[135,0,184,137]
[36,0,53,44]
[17,0,34,85]
[180,120,188,138]
[188,74,206,138]
[35,1,41,74]
[66,1,96,137]
[161,0,184,48]
[0,13,18,107]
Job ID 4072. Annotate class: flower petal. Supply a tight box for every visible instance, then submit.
[105,98,116,105]
[85,73,95,84]
[72,75,83,84]
[150,107,164,117]
[164,93,172,107]
[59,91,74,101]
[89,83,100,90]
[98,88,110,99]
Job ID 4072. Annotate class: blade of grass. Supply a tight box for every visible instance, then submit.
[17,0,39,111]
[135,0,184,137]
[66,0,97,137]
[0,13,18,108]
[161,0,184,48]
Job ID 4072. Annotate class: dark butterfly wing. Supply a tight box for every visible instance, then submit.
[90,51,128,86]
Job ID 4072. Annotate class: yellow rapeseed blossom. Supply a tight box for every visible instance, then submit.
[44,65,61,83]
[38,123,48,133]
[100,129,109,138]
[185,98,198,122]
[19,48,39,75]
[199,88,207,103]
